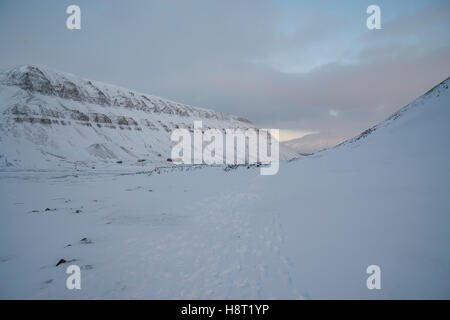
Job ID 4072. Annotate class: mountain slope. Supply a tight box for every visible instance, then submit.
[269,77,450,298]
[0,65,297,170]
[282,77,450,155]
[336,77,450,149]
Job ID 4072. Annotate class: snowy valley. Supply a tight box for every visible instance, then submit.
[0,68,449,299]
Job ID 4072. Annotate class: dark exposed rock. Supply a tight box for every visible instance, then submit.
[235,116,252,124]
[80,238,93,244]
[5,66,55,95]
[116,116,138,126]
[56,80,83,101]
[39,118,52,125]
[91,113,112,124]
[56,258,67,266]
[70,110,89,122]
[10,105,31,115]
[117,116,128,125]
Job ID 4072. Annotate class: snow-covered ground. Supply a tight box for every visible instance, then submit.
[1,78,449,299]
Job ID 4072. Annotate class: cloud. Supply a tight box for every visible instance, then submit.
[329,109,339,117]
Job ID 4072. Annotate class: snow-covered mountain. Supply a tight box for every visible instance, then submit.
[336,76,449,149]
[0,65,297,170]
[284,77,450,155]
[282,132,345,155]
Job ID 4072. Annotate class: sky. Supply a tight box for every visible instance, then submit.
[1,0,449,144]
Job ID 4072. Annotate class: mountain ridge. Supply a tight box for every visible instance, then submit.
[0,64,298,170]
[0,64,252,122]
[283,76,449,155]
[336,76,450,148]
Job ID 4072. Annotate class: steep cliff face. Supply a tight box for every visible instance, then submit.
[0,65,297,170]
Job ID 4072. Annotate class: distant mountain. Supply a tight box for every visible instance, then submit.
[282,132,345,155]
[0,65,298,169]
